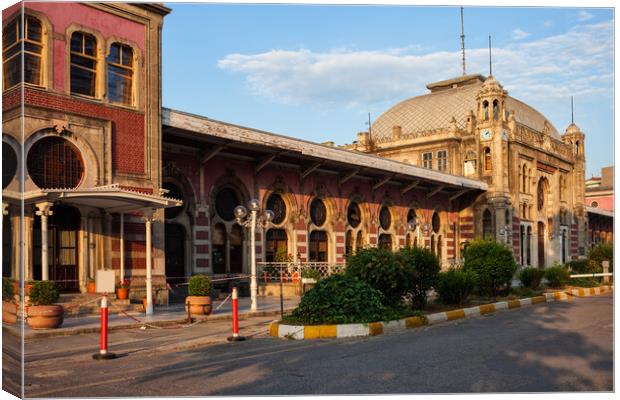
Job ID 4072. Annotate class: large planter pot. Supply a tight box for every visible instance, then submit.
[185,296,212,315]
[87,281,96,294]
[116,287,129,300]
[2,300,17,324]
[26,305,64,329]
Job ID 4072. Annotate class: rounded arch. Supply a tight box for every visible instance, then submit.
[2,134,20,189]
[209,174,251,219]
[162,166,198,221]
[26,135,84,189]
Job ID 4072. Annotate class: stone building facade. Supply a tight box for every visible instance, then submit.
[343,74,589,267]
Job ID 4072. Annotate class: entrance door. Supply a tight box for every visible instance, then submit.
[537,221,545,268]
[212,223,226,274]
[50,206,80,292]
[229,225,244,273]
[165,223,185,283]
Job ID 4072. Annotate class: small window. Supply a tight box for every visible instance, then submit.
[492,100,499,120]
[347,201,362,228]
[3,15,43,89]
[437,150,448,172]
[70,32,97,97]
[107,43,133,105]
[483,100,489,120]
[432,211,440,233]
[483,147,492,172]
[214,188,240,222]
[379,206,391,231]
[591,201,599,208]
[422,152,433,169]
[310,198,327,227]
[266,193,287,225]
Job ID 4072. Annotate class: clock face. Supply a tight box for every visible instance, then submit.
[480,129,491,140]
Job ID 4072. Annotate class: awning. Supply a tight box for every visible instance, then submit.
[18,184,182,213]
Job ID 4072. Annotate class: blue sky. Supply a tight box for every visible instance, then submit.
[162,4,613,178]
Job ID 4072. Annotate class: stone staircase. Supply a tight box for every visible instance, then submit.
[57,293,143,317]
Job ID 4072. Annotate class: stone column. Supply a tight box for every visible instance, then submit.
[143,209,156,315]
[80,215,89,291]
[35,202,54,281]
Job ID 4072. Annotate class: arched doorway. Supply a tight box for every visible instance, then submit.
[537,221,545,267]
[212,223,226,274]
[165,223,185,283]
[378,233,392,250]
[266,229,288,262]
[482,209,493,239]
[309,231,328,262]
[229,225,244,273]
[33,205,81,292]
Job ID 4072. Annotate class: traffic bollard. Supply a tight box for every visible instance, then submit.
[227,287,245,342]
[93,294,116,360]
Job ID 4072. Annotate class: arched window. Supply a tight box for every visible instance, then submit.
[211,223,226,274]
[2,142,17,189]
[379,206,391,231]
[430,235,435,253]
[482,209,493,239]
[432,211,440,234]
[407,208,417,230]
[265,229,288,262]
[309,231,328,262]
[437,235,442,260]
[527,168,532,193]
[345,230,354,256]
[492,100,499,120]
[214,187,240,221]
[107,43,133,105]
[537,178,547,211]
[27,137,84,189]
[266,193,287,225]
[575,141,580,156]
[3,15,43,89]
[70,31,97,97]
[522,165,527,192]
[378,234,392,250]
[483,100,489,120]
[310,198,327,227]
[347,201,362,228]
[483,147,492,172]
[356,230,364,251]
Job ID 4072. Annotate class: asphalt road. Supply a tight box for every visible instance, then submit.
[15,293,614,396]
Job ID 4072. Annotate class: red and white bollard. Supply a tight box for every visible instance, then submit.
[227,287,245,342]
[93,294,116,360]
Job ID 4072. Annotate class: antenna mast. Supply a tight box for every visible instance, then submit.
[488,35,492,76]
[460,7,466,76]
[571,96,574,124]
[368,112,372,143]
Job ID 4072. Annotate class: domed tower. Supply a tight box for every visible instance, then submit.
[562,123,587,254]
[475,76,511,242]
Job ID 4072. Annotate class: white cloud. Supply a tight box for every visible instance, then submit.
[577,10,593,21]
[543,20,553,27]
[511,28,530,40]
[218,20,612,110]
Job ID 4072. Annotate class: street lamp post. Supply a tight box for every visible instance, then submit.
[234,199,274,312]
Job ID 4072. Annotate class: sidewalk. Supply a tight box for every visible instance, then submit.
[4,295,300,340]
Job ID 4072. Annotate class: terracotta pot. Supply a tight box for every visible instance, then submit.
[185,296,212,315]
[25,283,33,296]
[116,287,129,300]
[26,305,64,329]
[142,297,147,312]
[87,281,96,294]
[2,300,17,324]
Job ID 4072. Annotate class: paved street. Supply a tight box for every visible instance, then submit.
[10,293,613,397]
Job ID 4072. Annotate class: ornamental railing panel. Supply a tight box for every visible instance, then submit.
[256,262,345,283]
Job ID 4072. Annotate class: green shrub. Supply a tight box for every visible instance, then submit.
[287,274,387,324]
[301,268,321,281]
[435,269,478,305]
[345,247,409,306]
[399,247,440,308]
[565,260,591,274]
[519,267,545,289]
[2,278,14,302]
[510,286,538,298]
[544,265,570,288]
[463,239,518,296]
[29,281,60,306]
[188,275,212,296]
[588,244,613,272]
[569,277,600,288]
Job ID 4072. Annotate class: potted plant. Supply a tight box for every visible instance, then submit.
[301,268,321,284]
[87,278,96,294]
[26,281,63,329]
[2,277,17,324]
[186,275,213,315]
[116,279,129,300]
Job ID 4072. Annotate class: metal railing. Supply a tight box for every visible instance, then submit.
[256,262,345,283]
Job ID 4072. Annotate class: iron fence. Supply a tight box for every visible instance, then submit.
[256,262,345,283]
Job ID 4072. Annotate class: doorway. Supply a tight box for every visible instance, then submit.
[537,221,545,267]
[165,223,185,284]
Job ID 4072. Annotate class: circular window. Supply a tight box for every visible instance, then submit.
[163,182,184,220]
[266,193,287,225]
[3,142,17,189]
[215,187,240,222]
[310,198,327,227]
[27,136,84,189]
[407,209,417,228]
[379,206,391,231]
[347,202,361,228]
[591,201,599,208]
[432,212,440,233]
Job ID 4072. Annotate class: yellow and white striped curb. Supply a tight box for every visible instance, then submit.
[269,286,612,340]
[565,285,613,298]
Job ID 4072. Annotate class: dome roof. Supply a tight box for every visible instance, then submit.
[370,75,561,142]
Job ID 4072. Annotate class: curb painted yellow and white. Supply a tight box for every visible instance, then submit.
[269,285,613,340]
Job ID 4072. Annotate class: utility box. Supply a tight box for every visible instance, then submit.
[96,270,116,293]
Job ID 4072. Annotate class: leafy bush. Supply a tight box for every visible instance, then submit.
[287,275,387,324]
[399,246,440,308]
[345,247,409,306]
[588,244,613,272]
[435,269,478,305]
[2,278,14,301]
[301,268,321,281]
[188,275,212,296]
[463,239,518,296]
[510,286,538,299]
[29,281,60,306]
[565,260,591,274]
[519,267,545,289]
[569,277,600,288]
[544,265,570,288]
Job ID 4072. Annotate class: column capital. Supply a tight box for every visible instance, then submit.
[141,208,158,222]
[2,202,8,216]
[35,201,54,216]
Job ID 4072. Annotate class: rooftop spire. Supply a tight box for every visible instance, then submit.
[488,35,492,76]
[460,7,466,76]
[571,95,574,124]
